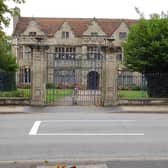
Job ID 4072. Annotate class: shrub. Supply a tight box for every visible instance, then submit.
[46,82,55,89]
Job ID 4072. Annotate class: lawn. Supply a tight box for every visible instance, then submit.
[0,88,73,102]
[0,88,148,100]
[0,88,30,98]
[46,89,73,102]
[118,90,148,98]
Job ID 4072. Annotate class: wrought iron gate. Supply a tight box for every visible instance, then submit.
[46,50,103,105]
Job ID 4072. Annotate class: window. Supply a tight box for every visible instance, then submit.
[87,46,101,60]
[29,32,36,36]
[24,47,31,61]
[55,47,76,60]
[119,32,127,39]
[20,67,31,83]
[116,47,122,61]
[54,70,75,85]
[62,31,69,39]
[117,53,122,61]
[91,32,98,37]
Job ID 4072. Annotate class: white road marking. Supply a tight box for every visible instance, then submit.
[29,121,41,135]
[29,120,144,136]
[41,120,137,123]
[36,133,144,136]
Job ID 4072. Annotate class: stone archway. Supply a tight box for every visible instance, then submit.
[87,71,99,90]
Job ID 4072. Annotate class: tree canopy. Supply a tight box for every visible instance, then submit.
[123,14,168,73]
[0,0,25,72]
[0,36,18,72]
[0,0,25,30]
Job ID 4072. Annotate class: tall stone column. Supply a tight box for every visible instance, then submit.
[81,45,87,88]
[102,47,118,106]
[31,46,46,106]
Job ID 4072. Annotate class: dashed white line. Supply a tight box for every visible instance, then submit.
[29,121,41,135]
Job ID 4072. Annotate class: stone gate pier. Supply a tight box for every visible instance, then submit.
[30,45,46,106]
[101,42,118,106]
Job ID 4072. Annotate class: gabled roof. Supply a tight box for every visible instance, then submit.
[13,17,138,37]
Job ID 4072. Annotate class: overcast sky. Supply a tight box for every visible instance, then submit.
[5,0,168,35]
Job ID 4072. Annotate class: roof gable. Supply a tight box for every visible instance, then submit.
[13,17,138,37]
[22,20,45,35]
[54,21,75,38]
[83,20,106,36]
[113,21,129,34]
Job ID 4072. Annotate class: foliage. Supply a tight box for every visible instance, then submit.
[118,90,148,98]
[0,0,25,72]
[119,84,142,91]
[46,89,73,103]
[17,83,30,89]
[0,0,25,30]
[123,14,168,73]
[0,37,18,72]
[46,82,55,89]
[0,88,30,97]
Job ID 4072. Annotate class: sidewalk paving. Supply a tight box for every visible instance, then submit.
[0,105,168,114]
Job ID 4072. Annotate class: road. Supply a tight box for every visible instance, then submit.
[0,108,168,167]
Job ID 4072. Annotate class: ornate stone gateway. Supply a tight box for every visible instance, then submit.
[46,51,103,105]
[29,40,117,106]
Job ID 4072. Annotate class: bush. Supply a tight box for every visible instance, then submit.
[127,84,141,90]
[0,89,27,97]
[46,82,55,89]
[17,84,30,89]
[119,84,142,91]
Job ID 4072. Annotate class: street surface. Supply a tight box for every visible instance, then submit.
[0,107,168,167]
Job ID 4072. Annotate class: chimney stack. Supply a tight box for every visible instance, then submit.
[13,7,21,33]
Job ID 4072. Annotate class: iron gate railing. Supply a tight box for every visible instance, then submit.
[46,52,103,105]
[117,72,168,99]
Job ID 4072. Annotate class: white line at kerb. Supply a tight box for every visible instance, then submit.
[29,121,41,135]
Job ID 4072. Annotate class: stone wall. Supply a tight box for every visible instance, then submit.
[0,98,30,105]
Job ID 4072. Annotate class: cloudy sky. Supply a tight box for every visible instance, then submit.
[5,0,168,34]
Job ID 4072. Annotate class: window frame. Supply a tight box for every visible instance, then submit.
[119,32,127,39]
[62,31,69,39]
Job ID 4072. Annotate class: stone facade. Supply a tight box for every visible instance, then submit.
[12,10,137,105]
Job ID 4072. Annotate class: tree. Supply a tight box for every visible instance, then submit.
[0,0,25,90]
[0,36,18,72]
[123,14,168,97]
[0,0,25,32]
[0,0,25,72]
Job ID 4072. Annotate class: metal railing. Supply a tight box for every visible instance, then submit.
[117,73,168,99]
[0,71,31,98]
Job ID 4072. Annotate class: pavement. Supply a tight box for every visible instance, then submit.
[0,105,168,114]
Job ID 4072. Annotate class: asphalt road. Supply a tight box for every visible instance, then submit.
[0,108,168,167]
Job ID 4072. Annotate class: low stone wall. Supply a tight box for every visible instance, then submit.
[118,98,168,105]
[0,97,30,105]
[1,97,168,106]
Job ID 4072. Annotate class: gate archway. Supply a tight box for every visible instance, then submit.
[87,71,99,90]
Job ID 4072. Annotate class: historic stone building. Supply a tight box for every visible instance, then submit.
[11,9,138,105]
